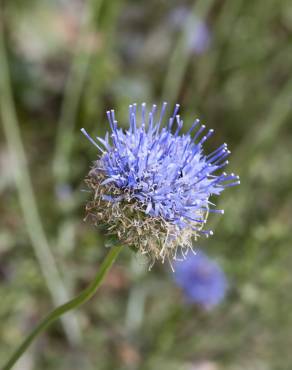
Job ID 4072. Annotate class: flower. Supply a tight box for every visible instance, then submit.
[82,102,239,267]
[174,250,227,309]
[169,7,211,55]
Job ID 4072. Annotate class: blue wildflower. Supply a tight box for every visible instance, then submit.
[82,103,239,266]
[170,7,211,55]
[174,250,227,309]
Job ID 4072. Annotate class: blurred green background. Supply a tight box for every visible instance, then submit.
[1,0,292,369]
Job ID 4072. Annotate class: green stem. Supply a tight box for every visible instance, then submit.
[0,13,81,344]
[161,0,215,107]
[2,246,123,370]
[52,0,104,185]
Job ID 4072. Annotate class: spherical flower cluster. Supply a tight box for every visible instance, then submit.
[174,250,227,309]
[82,102,239,266]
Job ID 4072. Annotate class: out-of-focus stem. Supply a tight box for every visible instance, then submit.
[52,0,103,186]
[235,76,292,166]
[0,21,81,345]
[2,246,123,370]
[125,255,147,332]
[161,0,215,107]
[211,76,292,230]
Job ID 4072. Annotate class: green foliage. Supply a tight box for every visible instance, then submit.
[1,0,292,369]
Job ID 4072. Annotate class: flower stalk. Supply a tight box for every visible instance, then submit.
[2,246,123,370]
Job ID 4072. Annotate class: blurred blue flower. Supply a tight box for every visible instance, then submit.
[82,103,239,265]
[174,250,227,309]
[186,18,211,55]
[169,7,211,55]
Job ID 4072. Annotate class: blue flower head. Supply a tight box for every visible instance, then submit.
[174,250,227,309]
[82,103,239,266]
[170,7,211,55]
